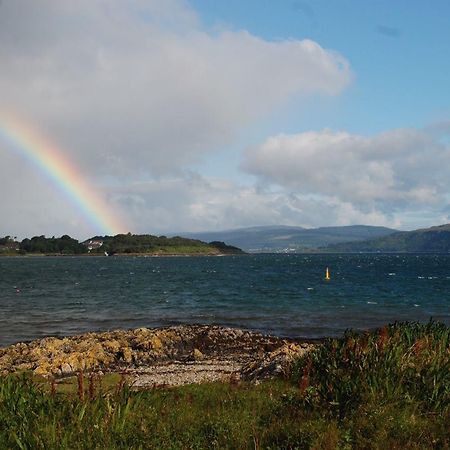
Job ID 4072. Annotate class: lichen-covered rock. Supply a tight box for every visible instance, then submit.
[102,339,121,354]
[122,347,133,364]
[192,348,204,361]
[0,325,314,378]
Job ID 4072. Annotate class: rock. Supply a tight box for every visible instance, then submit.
[0,325,315,380]
[192,348,204,361]
[59,363,72,376]
[103,340,121,354]
[122,347,133,364]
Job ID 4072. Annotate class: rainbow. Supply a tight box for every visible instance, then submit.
[0,114,127,236]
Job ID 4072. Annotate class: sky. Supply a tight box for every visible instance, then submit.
[1,0,450,239]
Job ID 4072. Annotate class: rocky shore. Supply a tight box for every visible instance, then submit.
[0,325,313,386]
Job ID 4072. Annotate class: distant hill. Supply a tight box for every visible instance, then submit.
[177,225,398,252]
[324,224,450,253]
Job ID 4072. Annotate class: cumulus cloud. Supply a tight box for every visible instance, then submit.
[106,173,401,235]
[0,0,355,237]
[242,128,450,215]
[0,0,351,177]
[0,154,438,240]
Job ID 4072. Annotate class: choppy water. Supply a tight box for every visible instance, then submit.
[0,254,449,346]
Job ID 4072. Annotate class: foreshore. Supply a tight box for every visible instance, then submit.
[1,322,448,448]
[0,325,313,387]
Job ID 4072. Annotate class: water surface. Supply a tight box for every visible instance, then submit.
[0,254,449,346]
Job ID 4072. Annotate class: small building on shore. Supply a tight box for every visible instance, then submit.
[84,240,104,252]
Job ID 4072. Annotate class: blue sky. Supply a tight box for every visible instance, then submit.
[191,0,450,224]
[1,0,450,238]
[191,0,450,132]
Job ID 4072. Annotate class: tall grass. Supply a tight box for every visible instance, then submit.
[0,322,449,449]
[271,320,450,449]
[0,374,296,449]
[291,320,450,416]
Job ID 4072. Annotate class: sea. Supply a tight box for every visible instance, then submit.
[0,254,449,347]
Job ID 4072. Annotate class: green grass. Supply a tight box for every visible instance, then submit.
[1,322,449,449]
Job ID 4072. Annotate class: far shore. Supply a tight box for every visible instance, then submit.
[0,251,243,257]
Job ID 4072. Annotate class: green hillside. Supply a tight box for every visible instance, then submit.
[86,234,244,255]
[179,225,397,252]
[324,224,450,253]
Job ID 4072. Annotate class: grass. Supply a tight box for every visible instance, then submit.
[0,321,449,449]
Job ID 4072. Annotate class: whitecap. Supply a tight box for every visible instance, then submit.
[367,301,378,304]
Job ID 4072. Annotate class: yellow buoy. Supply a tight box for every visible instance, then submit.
[325,267,330,280]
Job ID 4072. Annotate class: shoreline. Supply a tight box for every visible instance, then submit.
[0,252,243,258]
[3,251,450,257]
[0,324,314,386]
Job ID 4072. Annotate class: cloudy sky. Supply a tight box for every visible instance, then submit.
[1,0,450,239]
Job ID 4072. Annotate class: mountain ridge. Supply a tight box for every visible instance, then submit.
[323,223,450,253]
[176,225,398,252]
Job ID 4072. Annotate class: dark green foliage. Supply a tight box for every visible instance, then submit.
[0,236,13,246]
[0,236,19,254]
[1,233,243,256]
[19,235,87,254]
[208,241,244,254]
[89,233,243,255]
[99,233,209,254]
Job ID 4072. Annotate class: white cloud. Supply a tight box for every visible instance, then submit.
[107,174,401,235]
[0,0,351,177]
[1,157,440,240]
[242,128,450,213]
[0,0,354,238]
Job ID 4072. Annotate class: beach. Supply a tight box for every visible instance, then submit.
[0,324,313,387]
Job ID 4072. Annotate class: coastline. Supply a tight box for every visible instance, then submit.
[0,251,243,257]
[0,325,313,387]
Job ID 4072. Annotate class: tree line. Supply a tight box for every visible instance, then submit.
[0,233,243,255]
